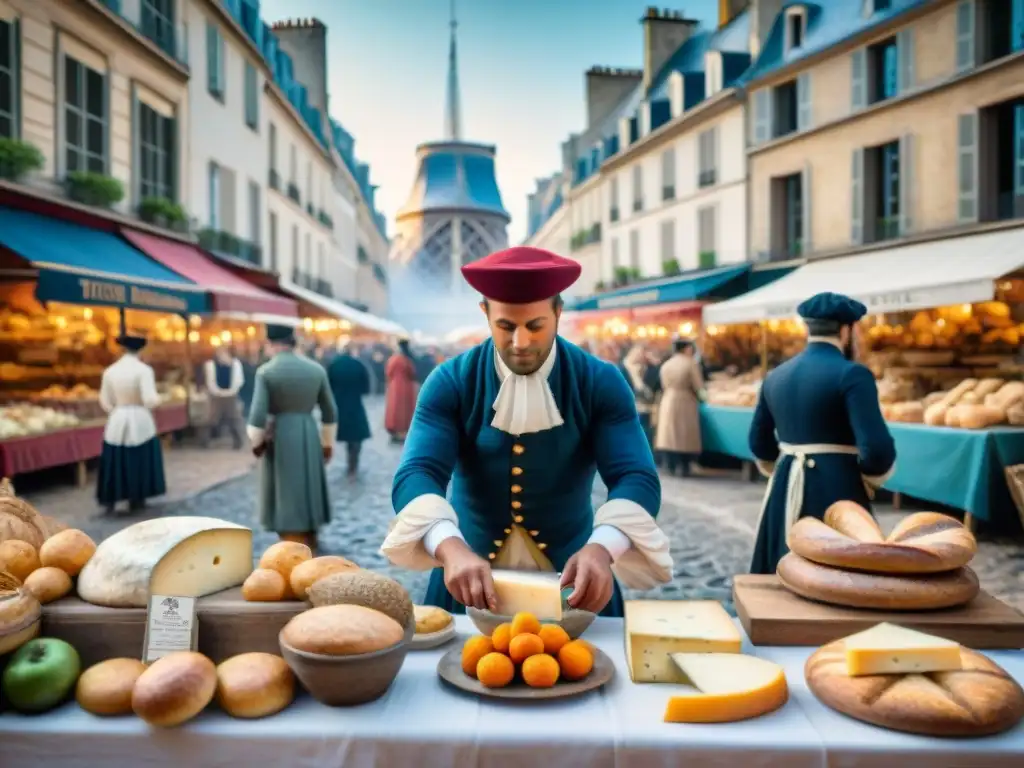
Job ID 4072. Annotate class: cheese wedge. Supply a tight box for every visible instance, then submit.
[77,517,253,608]
[491,570,563,620]
[664,653,789,723]
[625,600,742,683]
[842,623,962,676]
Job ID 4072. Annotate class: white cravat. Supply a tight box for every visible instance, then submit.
[490,344,564,435]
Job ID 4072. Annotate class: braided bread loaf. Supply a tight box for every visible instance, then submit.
[788,502,976,574]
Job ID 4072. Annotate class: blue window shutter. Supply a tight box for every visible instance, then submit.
[896,29,914,93]
[851,149,864,245]
[957,112,978,222]
[956,1,976,72]
[1014,104,1024,196]
[851,49,867,110]
[797,74,811,131]
[899,134,913,235]
[801,164,812,253]
[1014,0,1024,53]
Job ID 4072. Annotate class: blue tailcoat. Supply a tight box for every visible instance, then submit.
[748,342,897,574]
[326,353,372,443]
[392,338,661,618]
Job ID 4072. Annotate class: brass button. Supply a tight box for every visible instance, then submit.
[512,444,525,455]
[493,540,503,547]
[529,529,539,536]
[488,553,496,560]
[511,484,522,493]
[537,543,548,550]
[511,466,523,476]
[514,514,524,523]
[504,527,511,534]
[511,500,522,510]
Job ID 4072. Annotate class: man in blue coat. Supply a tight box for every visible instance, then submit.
[748,292,897,574]
[381,246,672,617]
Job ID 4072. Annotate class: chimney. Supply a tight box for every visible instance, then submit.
[749,0,785,59]
[719,0,751,28]
[642,8,699,92]
[272,17,330,116]
[585,66,643,128]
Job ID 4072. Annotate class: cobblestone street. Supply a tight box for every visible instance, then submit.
[27,397,1024,613]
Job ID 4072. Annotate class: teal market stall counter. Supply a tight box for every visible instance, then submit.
[698,404,1024,530]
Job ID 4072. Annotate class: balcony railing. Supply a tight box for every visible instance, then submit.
[100,0,189,66]
[291,269,334,297]
[698,169,717,188]
[198,228,262,266]
[318,209,334,229]
[268,168,280,191]
[569,223,602,251]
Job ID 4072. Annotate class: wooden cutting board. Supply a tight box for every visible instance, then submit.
[733,575,1024,649]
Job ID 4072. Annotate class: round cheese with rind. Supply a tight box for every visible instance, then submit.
[664,652,789,723]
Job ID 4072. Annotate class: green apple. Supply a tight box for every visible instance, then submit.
[2,638,81,713]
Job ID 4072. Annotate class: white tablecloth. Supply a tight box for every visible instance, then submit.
[0,616,1021,767]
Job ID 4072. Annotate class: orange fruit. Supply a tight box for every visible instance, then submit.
[491,622,512,653]
[476,652,515,688]
[508,632,545,664]
[461,635,494,677]
[521,653,560,688]
[557,640,594,681]
[510,612,540,638]
[537,624,570,655]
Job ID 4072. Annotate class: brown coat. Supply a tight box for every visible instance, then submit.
[655,353,703,454]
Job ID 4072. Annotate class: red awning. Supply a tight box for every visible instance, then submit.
[121,229,297,317]
[630,300,705,320]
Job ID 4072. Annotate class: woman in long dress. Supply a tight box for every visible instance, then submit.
[620,344,656,446]
[96,334,166,514]
[384,338,418,444]
[655,337,705,476]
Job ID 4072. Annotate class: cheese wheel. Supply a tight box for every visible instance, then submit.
[215,652,295,719]
[806,641,1024,737]
[76,658,147,716]
[776,553,980,610]
[132,651,217,727]
[664,653,788,723]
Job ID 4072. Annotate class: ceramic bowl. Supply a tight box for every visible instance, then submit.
[279,621,413,706]
[466,606,596,639]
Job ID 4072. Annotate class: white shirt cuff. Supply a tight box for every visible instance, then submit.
[320,423,337,447]
[246,425,266,445]
[422,520,465,557]
[588,524,632,561]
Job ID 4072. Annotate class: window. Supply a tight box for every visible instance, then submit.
[661,148,676,200]
[268,211,278,271]
[697,128,717,187]
[632,165,643,212]
[291,224,299,274]
[305,232,312,275]
[785,9,805,50]
[866,0,892,13]
[867,37,897,104]
[289,144,297,181]
[63,56,107,174]
[969,0,1024,66]
[141,0,175,57]
[244,62,258,130]
[206,23,225,99]
[137,101,175,201]
[317,242,325,278]
[0,19,18,139]
[306,160,313,203]
[973,97,1024,222]
[628,229,640,269]
[772,80,798,138]
[208,162,220,228]
[858,140,901,242]
[771,174,804,257]
[659,219,675,267]
[697,206,716,268]
[248,180,260,245]
[610,236,620,267]
[609,177,620,222]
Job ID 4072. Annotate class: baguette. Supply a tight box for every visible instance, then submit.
[973,378,1005,398]
[941,379,978,407]
[822,501,884,543]
[956,404,1005,429]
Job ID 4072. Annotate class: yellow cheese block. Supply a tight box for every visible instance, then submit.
[664,653,789,723]
[491,570,563,620]
[624,600,742,683]
[843,622,963,676]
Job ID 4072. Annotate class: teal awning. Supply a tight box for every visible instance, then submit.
[0,207,207,314]
[569,264,751,312]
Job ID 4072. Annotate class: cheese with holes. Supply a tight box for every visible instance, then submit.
[77,517,253,608]
[664,653,788,723]
[491,570,563,620]
[843,623,962,676]
[625,600,742,683]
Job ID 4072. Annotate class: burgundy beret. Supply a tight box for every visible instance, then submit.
[461,246,581,304]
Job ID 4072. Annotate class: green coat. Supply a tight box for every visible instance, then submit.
[248,351,338,533]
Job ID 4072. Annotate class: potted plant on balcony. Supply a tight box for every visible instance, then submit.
[662,259,680,276]
[198,228,240,255]
[138,197,188,231]
[613,266,632,287]
[66,171,124,208]
[0,138,44,182]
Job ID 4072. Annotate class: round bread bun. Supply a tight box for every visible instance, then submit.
[280,604,404,656]
[414,605,453,634]
[806,640,1024,737]
[76,658,147,716]
[789,509,976,574]
[131,651,217,727]
[777,553,980,611]
[215,652,295,719]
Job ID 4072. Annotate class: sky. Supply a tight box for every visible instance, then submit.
[260,0,720,244]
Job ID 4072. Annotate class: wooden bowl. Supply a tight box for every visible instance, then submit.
[466,606,596,639]
[278,622,413,706]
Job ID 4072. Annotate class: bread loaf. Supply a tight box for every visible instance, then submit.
[943,405,963,428]
[287,556,359,599]
[973,378,1005,398]
[215,652,295,719]
[957,404,1005,429]
[1008,402,1024,426]
[922,391,946,409]
[76,658,147,716]
[131,651,217,727]
[987,381,1024,411]
[823,502,884,544]
[806,641,1024,737]
[789,508,976,574]
[280,604,404,656]
[941,379,978,407]
[923,403,948,426]
[888,402,924,423]
[776,553,980,610]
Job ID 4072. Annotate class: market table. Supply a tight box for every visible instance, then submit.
[1,616,1022,767]
[699,405,1024,528]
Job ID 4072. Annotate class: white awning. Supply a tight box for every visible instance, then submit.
[703,228,1024,325]
[279,279,406,335]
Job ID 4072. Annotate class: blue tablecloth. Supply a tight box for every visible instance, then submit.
[699,404,1024,527]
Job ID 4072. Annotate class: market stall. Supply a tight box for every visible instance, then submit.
[277,278,405,345]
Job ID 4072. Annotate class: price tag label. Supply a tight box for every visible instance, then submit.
[143,595,198,663]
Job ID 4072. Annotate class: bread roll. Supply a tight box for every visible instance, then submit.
[822,502,884,544]
[776,553,980,610]
[288,556,359,599]
[22,566,73,604]
[414,605,453,634]
[0,539,40,581]
[806,641,1024,737]
[132,652,217,727]
[789,511,976,574]
[1008,402,1024,426]
[941,379,978,407]
[957,404,1006,429]
[39,529,96,577]
[973,378,1005,398]
[923,403,948,426]
[888,402,924,423]
[988,381,1024,411]
[76,658,147,715]
[280,604,404,655]
[242,568,288,601]
[215,652,295,718]
[258,542,312,597]
[922,391,946,409]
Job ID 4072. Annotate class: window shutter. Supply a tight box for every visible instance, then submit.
[206,24,216,90]
[851,149,864,245]
[896,29,914,93]
[851,49,867,111]
[957,112,978,222]
[801,164,812,254]
[899,134,914,234]
[752,89,769,144]
[797,73,812,131]
[130,85,140,205]
[956,1,976,73]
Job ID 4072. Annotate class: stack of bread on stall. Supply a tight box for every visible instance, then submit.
[779,502,981,611]
[883,378,1024,428]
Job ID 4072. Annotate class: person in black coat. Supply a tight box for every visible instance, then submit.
[326,342,372,476]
